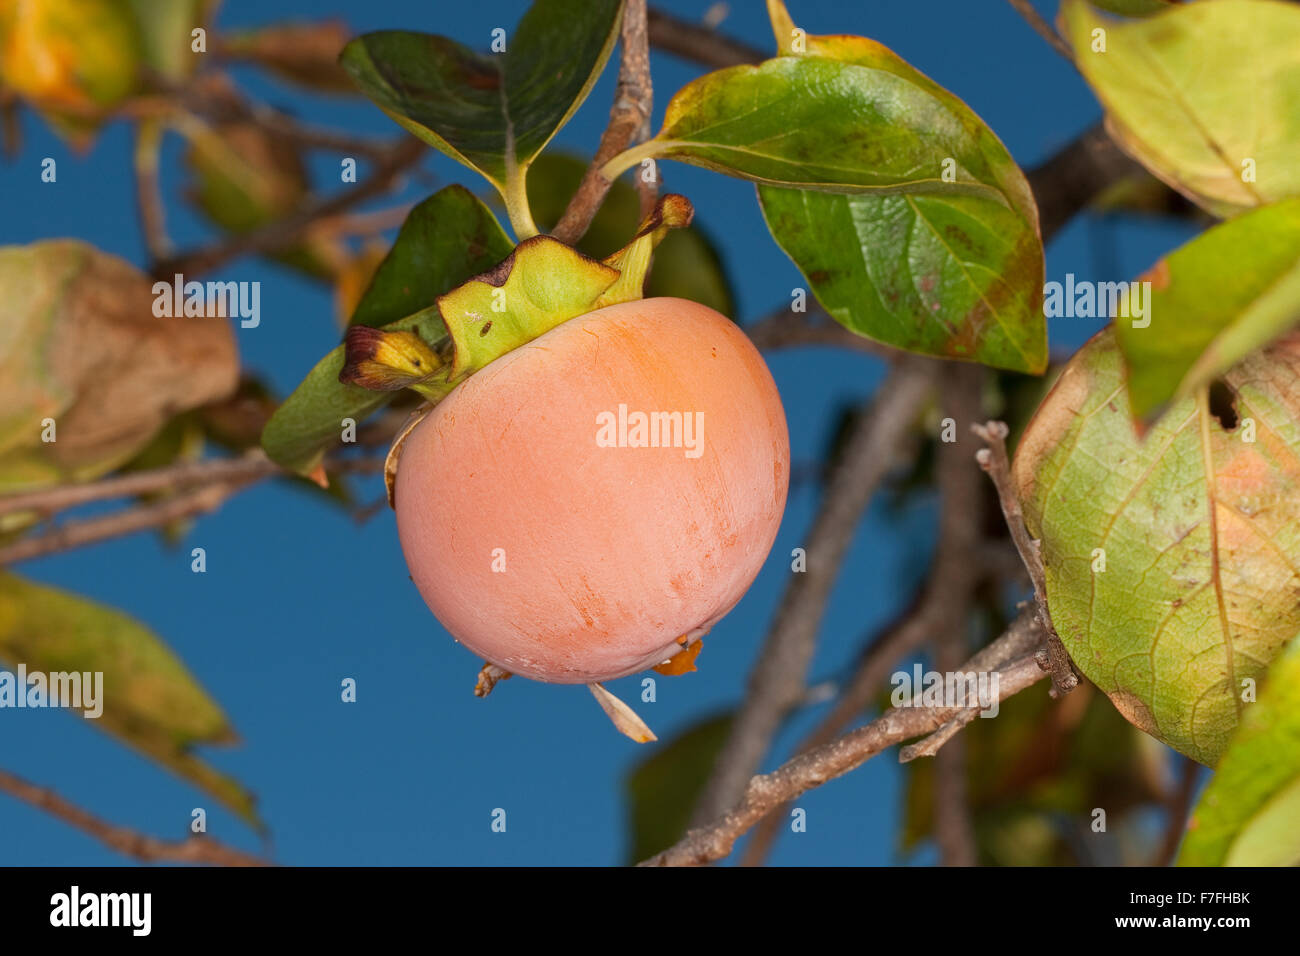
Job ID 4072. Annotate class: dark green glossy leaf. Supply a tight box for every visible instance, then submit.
[760,187,1044,371]
[612,56,1010,202]
[625,712,731,863]
[1116,198,1300,424]
[0,573,260,827]
[349,185,515,328]
[1179,635,1300,865]
[261,186,512,474]
[340,0,622,235]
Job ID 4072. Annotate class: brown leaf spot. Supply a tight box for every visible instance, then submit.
[1142,258,1171,291]
[1109,689,1159,738]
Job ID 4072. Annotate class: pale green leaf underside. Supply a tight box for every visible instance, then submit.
[1062,0,1300,216]
[1013,329,1300,764]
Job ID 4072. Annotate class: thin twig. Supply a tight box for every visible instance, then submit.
[690,358,937,827]
[0,453,280,518]
[646,6,766,68]
[633,113,659,219]
[133,119,171,259]
[243,103,395,160]
[0,480,259,565]
[932,729,977,866]
[312,202,417,239]
[929,369,985,867]
[741,370,991,865]
[1028,122,1146,241]
[0,768,269,866]
[745,303,895,358]
[164,73,395,161]
[552,0,653,245]
[0,456,385,565]
[642,619,1048,866]
[1005,0,1076,64]
[972,421,1078,697]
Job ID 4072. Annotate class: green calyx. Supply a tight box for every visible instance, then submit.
[338,193,694,403]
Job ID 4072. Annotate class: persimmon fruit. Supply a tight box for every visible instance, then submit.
[393,296,789,683]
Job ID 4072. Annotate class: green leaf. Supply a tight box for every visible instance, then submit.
[1012,328,1300,764]
[1062,0,1300,217]
[744,2,1045,372]
[1116,198,1300,424]
[260,186,513,474]
[339,0,623,237]
[609,56,1011,202]
[524,152,735,316]
[625,713,732,863]
[759,188,1045,372]
[0,573,260,827]
[1179,635,1300,865]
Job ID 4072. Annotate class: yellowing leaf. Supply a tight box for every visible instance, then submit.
[0,0,142,144]
[1013,328,1300,764]
[1062,0,1300,217]
[0,573,260,826]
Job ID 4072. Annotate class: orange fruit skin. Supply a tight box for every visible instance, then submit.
[394,297,790,683]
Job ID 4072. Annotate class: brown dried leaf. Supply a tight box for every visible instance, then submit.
[0,240,239,493]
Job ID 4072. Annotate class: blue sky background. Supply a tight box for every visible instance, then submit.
[0,0,1199,866]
